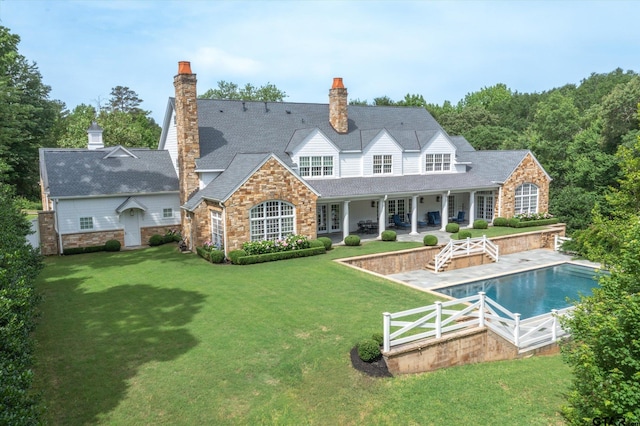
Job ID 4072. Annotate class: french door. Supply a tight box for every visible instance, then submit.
[476,192,494,221]
[317,203,341,234]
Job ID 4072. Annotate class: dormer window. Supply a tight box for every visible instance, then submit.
[373,154,392,174]
[299,156,333,177]
[426,153,451,172]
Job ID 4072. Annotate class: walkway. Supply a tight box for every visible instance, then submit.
[387,249,600,291]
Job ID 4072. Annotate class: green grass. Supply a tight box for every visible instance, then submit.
[451,225,549,239]
[33,243,570,425]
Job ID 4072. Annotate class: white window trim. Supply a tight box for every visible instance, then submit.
[299,155,334,177]
[80,217,94,230]
[514,183,539,214]
[373,154,393,175]
[249,200,296,241]
[425,153,451,172]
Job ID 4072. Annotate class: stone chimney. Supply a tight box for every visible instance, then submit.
[329,77,348,134]
[87,121,104,150]
[173,61,200,207]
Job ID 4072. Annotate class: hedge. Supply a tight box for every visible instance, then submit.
[63,245,107,255]
[231,246,326,265]
[511,217,560,228]
[317,237,333,250]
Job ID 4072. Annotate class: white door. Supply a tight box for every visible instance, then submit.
[123,210,141,246]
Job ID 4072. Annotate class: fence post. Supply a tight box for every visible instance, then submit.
[466,237,471,255]
[478,292,486,327]
[514,313,521,347]
[383,312,391,352]
[435,302,442,339]
[551,309,558,342]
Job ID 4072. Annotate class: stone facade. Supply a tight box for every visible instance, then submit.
[140,225,182,246]
[498,152,550,218]
[329,78,348,133]
[38,211,58,255]
[188,157,318,252]
[174,62,200,227]
[61,230,124,251]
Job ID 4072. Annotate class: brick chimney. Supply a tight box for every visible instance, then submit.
[173,61,200,207]
[329,77,348,133]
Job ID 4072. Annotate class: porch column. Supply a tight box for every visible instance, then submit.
[440,192,449,231]
[378,196,386,236]
[468,191,476,228]
[342,200,350,242]
[410,195,419,235]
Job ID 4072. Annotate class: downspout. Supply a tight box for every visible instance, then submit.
[221,201,228,257]
[54,199,63,255]
[498,186,503,218]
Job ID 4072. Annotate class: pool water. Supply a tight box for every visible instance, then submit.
[435,263,603,318]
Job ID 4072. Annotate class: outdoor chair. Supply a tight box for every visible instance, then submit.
[407,213,428,227]
[392,214,410,228]
[427,211,441,226]
[451,211,465,223]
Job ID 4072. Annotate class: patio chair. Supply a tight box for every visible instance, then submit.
[392,214,410,228]
[427,211,441,226]
[451,211,465,223]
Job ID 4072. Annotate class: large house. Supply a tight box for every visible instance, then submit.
[38,61,550,255]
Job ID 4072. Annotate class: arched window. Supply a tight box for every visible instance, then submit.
[250,200,295,241]
[515,183,539,214]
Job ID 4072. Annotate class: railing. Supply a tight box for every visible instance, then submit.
[382,292,568,353]
[433,235,499,272]
[554,235,572,252]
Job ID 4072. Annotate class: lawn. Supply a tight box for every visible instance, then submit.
[33,243,570,425]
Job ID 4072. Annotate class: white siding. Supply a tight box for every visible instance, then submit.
[363,132,403,176]
[422,132,457,173]
[56,193,180,235]
[403,152,421,175]
[291,130,339,178]
[199,172,221,189]
[164,111,178,173]
[340,153,362,177]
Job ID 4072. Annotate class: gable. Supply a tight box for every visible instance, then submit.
[289,128,339,159]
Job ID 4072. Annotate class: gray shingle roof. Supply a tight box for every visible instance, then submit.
[40,147,179,198]
[193,99,444,170]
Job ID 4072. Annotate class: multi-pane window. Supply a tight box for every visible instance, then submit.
[515,183,539,214]
[80,217,93,230]
[163,208,173,218]
[211,211,223,248]
[373,155,392,174]
[250,201,295,241]
[299,156,333,177]
[425,153,451,172]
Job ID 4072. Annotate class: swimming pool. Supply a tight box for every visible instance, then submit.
[434,263,604,318]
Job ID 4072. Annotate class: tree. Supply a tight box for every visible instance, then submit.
[0,26,58,198]
[200,80,287,101]
[0,183,43,424]
[599,76,640,152]
[107,85,143,114]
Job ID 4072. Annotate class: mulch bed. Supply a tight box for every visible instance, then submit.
[349,346,393,378]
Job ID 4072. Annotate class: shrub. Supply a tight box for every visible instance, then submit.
[242,234,309,255]
[358,339,381,362]
[104,239,121,252]
[232,246,326,265]
[309,239,325,249]
[445,223,459,233]
[64,245,106,255]
[473,219,488,229]
[458,230,473,239]
[344,235,361,246]
[196,246,210,261]
[317,237,333,250]
[508,217,521,228]
[511,218,560,228]
[493,217,509,227]
[381,230,397,241]
[371,332,384,346]
[228,249,247,264]
[423,235,438,246]
[209,250,226,264]
[149,234,164,246]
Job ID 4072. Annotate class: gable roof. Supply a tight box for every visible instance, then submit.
[40,146,179,198]
[183,153,319,211]
[190,99,446,171]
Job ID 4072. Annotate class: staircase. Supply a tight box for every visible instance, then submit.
[425,236,499,273]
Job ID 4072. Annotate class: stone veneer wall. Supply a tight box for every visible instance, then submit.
[339,224,566,276]
[188,157,318,252]
[498,152,550,218]
[140,225,182,246]
[61,230,124,251]
[38,211,58,255]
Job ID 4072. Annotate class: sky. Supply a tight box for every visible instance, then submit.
[2,0,640,124]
